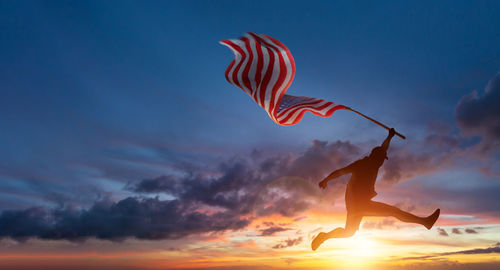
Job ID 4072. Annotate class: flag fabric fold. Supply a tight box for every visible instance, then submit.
[220,32,347,126]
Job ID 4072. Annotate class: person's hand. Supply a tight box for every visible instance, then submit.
[389,128,396,138]
[319,179,328,189]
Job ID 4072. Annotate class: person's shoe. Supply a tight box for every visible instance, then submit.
[425,208,440,230]
[311,232,327,251]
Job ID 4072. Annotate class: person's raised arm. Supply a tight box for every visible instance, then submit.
[318,163,355,189]
[381,128,396,151]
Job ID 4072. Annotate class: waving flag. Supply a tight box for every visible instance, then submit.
[220,32,347,126]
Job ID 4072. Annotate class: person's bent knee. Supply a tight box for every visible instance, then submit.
[343,228,357,237]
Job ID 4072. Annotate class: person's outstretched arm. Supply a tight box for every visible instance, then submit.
[319,163,355,189]
[381,128,396,151]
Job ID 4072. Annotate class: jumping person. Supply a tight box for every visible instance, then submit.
[312,128,440,251]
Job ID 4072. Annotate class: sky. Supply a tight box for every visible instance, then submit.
[1,0,500,269]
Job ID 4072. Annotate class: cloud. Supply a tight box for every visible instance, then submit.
[455,71,500,139]
[286,140,361,181]
[452,228,462,234]
[0,197,250,241]
[293,216,307,222]
[262,221,275,227]
[383,262,500,270]
[0,128,485,242]
[465,228,478,234]
[396,182,500,216]
[362,218,396,230]
[378,123,462,185]
[127,139,367,220]
[128,175,181,194]
[259,226,290,236]
[380,148,437,185]
[445,242,500,255]
[401,242,500,261]
[272,237,303,249]
[437,228,449,236]
[0,140,362,241]
[373,77,500,183]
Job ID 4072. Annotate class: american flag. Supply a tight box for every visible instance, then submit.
[220,33,347,126]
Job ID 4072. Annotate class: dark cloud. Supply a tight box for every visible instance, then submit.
[455,71,500,143]
[452,228,462,234]
[272,237,303,249]
[401,242,500,261]
[379,124,461,185]
[259,226,290,236]
[382,262,500,270]
[399,182,500,216]
[287,140,361,181]
[465,228,478,234]
[126,139,365,220]
[477,166,500,178]
[0,140,362,241]
[0,197,250,241]
[457,242,500,254]
[129,144,343,218]
[278,135,450,189]
[293,216,307,222]
[253,177,319,217]
[0,129,482,242]
[128,175,181,194]
[262,221,275,227]
[424,122,462,151]
[380,148,437,185]
[437,228,449,236]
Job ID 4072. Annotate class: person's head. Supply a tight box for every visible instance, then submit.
[369,146,388,166]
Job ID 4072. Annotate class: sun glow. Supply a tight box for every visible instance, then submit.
[308,232,387,269]
[350,235,378,258]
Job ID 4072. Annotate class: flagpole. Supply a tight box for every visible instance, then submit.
[345,107,406,140]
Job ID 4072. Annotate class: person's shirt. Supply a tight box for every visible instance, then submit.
[345,156,380,200]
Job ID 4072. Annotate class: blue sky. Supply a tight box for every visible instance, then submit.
[1,0,499,200]
[0,2,500,268]
[0,0,499,205]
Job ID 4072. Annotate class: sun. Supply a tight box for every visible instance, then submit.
[350,235,378,257]
[315,234,383,268]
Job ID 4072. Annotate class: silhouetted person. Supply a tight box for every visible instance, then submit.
[312,128,440,251]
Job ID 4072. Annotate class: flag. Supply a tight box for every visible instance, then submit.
[220,33,347,126]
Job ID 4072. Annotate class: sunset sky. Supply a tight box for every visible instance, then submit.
[1,1,500,269]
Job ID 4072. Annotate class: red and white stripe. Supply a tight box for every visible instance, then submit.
[220,33,346,126]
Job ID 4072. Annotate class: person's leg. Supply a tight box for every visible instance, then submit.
[312,212,362,250]
[363,201,440,229]
[325,213,362,238]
